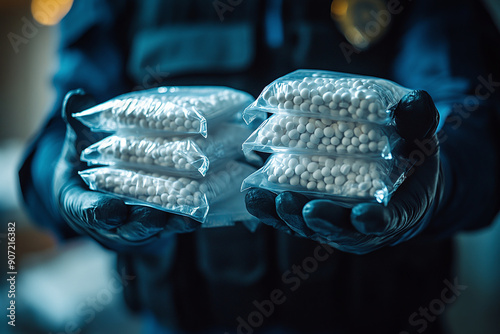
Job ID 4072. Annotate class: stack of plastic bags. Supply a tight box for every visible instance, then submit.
[241,70,410,206]
[74,86,257,225]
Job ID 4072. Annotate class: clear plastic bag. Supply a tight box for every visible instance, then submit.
[243,70,409,125]
[73,86,254,137]
[81,123,251,177]
[79,161,256,223]
[241,153,404,205]
[243,114,398,158]
[203,190,259,230]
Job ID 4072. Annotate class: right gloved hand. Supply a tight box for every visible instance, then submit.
[53,90,200,252]
[246,90,443,254]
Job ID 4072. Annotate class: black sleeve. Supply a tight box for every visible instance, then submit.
[18,0,134,239]
[392,0,500,238]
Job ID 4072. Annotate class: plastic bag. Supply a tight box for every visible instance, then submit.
[79,161,256,223]
[242,114,398,158]
[203,190,259,230]
[241,153,405,205]
[243,69,409,124]
[81,123,251,177]
[73,86,254,137]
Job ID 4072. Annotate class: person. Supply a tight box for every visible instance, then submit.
[18,0,500,333]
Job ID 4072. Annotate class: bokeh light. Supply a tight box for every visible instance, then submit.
[31,0,73,26]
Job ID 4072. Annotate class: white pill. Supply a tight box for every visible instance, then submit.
[284,101,294,109]
[300,133,310,142]
[313,170,323,180]
[300,88,310,99]
[368,129,380,141]
[278,175,287,183]
[305,123,315,133]
[351,137,360,146]
[321,127,334,138]
[281,135,290,145]
[293,96,303,104]
[335,175,346,186]
[316,181,326,191]
[288,158,299,169]
[322,91,333,103]
[359,134,369,144]
[298,117,308,125]
[331,137,340,145]
[296,141,307,149]
[295,164,306,175]
[331,165,341,177]
[307,162,319,172]
[340,164,351,175]
[320,166,331,177]
[312,95,324,105]
[288,129,300,140]
[314,128,324,138]
[277,93,286,103]
[307,181,317,190]
[341,92,351,103]
[301,171,310,180]
[290,176,300,186]
[332,93,342,103]
[378,141,386,151]
[310,134,320,144]
[272,124,283,133]
[299,102,310,111]
[285,168,294,178]
[298,81,309,90]
[338,122,348,132]
[307,142,317,149]
[369,142,378,152]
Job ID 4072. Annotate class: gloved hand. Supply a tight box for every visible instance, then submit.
[245,90,443,254]
[53,90,199,252]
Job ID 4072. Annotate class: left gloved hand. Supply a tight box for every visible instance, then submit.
[245,90,443,254]
[53,90,200,253]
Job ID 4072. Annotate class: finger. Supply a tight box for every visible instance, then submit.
[117,206,170,241]
[394,90,439,143]
[60,90,107,166]
[60,183,128,231]
[163,214,201,234]
[275,192,315,237]
[350,202,392,235]
[62,89,96,132]
[245,188,295,235]
[302,200,360,243]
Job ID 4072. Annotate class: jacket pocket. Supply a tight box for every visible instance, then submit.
[127,22,255,83]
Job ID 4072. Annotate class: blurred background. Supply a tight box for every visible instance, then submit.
[0,0,499,333]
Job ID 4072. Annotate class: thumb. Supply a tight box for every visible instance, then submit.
[61,89,104,163]
[58,179,128,231]
[56,90,128,231]
[394,90,439,143]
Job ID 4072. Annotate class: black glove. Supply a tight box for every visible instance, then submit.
[53,90,199,252]
[245,90,443,254]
